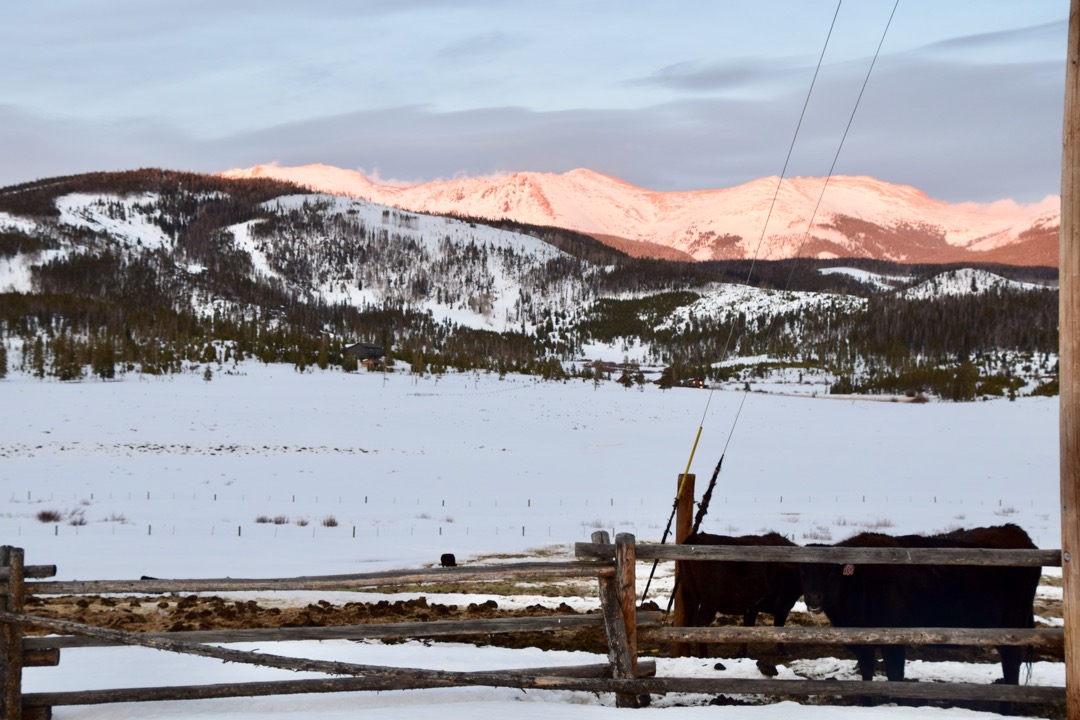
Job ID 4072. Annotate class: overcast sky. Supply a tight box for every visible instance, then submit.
[0,1,1068,203]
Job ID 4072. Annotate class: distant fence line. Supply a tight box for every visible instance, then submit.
[10,487,1050,547]
[11,489,1044,507]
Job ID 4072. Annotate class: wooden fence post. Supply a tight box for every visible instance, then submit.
[672,474,695,657]
[592,531,646,708]
[1063,1,1080,718]
[615,533,646,707]
[0,546,25,720]
[615,533,637,669]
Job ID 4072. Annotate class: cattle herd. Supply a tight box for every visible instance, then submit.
[676,523,1041,686]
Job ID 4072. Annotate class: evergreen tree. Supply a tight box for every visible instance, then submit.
[317,333,329,370]
[31,337,45,379]
[91,333,116,381]
[948,359,979,402]
[409,348,425,375]
[50,330,83,382]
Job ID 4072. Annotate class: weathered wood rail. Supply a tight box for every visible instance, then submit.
[576,540,1062,566]
[1,546,663,718]
[24,560,605,596]
[21,614,655,649]
[0,533,1068,718]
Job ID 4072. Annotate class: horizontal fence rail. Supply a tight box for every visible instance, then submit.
[0,567,56,582]
[26,560,607,596]
[22,675,1064,709]
[5,611,670,704]
[22,660,658,709]
[575,541,1062,566]
[645,625,1063,648]
[23,612,665,650]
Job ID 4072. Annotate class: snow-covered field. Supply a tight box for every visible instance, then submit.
[1,364,1063,719]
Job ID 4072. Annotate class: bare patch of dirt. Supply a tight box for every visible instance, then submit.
[24,593,617,654]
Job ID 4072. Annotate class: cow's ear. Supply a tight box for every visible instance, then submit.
[842,564,855,576]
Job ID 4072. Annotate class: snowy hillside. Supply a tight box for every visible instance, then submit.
[818,267,910,291]
[900,268,1050,300]
[54,192,177,250]
[236,194,581,332]
[0,188,591,334]
[221,164,1060,266]
[0,187,875,350]
[659,283,867,329]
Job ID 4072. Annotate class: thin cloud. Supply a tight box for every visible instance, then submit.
[633,58,801,94]
[916,19,1066,56]
[437,31,519,61]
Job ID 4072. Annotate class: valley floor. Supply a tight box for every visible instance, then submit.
[0,363,1063,718]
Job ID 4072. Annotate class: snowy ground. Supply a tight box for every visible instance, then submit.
[0,364,1063,719]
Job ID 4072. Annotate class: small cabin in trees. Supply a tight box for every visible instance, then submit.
[343,342,385,361]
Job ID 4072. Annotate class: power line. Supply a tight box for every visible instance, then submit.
[708,0,901,502]
[702,0,844,429]
[640,0,845,604]
[643,0,902,605]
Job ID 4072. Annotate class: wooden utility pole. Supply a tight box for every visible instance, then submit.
[1063,0,1080,716]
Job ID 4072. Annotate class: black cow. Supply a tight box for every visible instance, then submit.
[678,531,802,657]
[799,523,1040,684]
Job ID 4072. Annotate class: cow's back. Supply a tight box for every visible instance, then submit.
[932,524,1040,628]
[817,532,943,627]
[680,532,801,619]
[824,525,1039,630]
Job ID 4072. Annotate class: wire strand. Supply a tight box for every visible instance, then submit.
[640,0,846,605]
[708,0,901,490]
[690,0,900,530]
[701,0,844,431]
[652,0,902,614]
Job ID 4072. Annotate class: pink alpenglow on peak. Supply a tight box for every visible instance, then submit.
[220,164,1060,266]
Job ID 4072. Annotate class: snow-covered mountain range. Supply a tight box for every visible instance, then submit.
[221,164,1060,267]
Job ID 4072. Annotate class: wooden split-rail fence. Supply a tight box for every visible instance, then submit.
[0,531,1066,718]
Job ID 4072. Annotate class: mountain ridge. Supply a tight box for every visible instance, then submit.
[221,163,1060,267]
